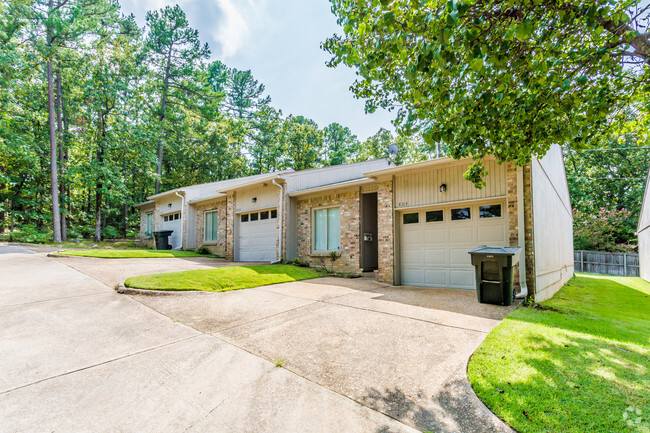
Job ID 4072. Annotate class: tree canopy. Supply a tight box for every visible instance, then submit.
[323,0,650,185]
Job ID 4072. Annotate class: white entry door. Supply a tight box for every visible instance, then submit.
[399,200,507,289]
[237,209,278,262]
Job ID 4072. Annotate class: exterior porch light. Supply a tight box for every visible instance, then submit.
[440,184,447,193]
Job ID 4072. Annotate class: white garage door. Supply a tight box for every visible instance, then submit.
[237,209,278,262]
[161,212,182,250]
[400,200,507,289]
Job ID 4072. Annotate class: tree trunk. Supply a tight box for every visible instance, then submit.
[155,143,163,193]
[47,60,62,242]
[56,67,67,241]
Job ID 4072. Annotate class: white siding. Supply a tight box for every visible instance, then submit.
[639,169,650,282]
[235,183,279,213]
[532,144,574,301]
[394,158,507,209]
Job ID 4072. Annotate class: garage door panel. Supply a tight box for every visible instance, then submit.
[238,214,277,262]
[423,249,447,266]
[424,228,447,243]
[424,269,448,286]
[401,268,424,286]
[399,201,507,289]
[449,227,473,243]
[402,249,424,266]
[161,218,182,250]
[478,225,506,243]
[449,269,475,289]
[401,229,423,244]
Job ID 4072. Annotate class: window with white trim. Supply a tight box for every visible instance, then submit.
[145,213,153,236]
[204,210,218,242]
[313,207,340,252]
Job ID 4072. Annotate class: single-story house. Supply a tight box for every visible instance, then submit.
[138,145,574,301]
[638,167,650,282]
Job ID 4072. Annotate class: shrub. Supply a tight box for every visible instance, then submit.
[574,208,638,253]
[194,245,212,255]
[103,225,118,239]
[6,224,52,243]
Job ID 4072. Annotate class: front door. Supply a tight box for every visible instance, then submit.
[361,192,378,271]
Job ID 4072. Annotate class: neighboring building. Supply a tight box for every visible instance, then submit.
[638,168,650,282]
[138,145,574,301]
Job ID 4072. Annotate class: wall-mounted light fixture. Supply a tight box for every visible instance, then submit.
[252,197,257,203]
[439,184,447,193]
[168,203,172,207]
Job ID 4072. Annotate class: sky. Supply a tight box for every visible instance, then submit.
[119,0,395,141]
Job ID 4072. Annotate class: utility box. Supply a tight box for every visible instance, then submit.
[468,246,522,306]
[153,230,174,251]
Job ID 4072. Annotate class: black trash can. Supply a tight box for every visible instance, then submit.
[153,230,174,250]
[468,246,522,306]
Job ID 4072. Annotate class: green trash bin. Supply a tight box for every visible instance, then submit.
[153,230,173,250]
[468,246,522,306]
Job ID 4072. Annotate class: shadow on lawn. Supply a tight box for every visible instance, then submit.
[471,276,650,432]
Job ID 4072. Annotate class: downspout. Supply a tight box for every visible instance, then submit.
[271,179,284,264]
[174,190,185,250]
[515,166,529,299]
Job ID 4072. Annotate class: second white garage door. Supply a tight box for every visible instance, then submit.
[399,200,507,289]
[237,209,278,262]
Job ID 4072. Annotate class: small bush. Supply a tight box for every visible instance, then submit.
[103,225,118,239]
[292,257,309,267]
[6,224,52,243]
[194,245,212,255]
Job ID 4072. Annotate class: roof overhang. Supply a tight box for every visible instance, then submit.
[146,188,185,201]
[289,178,375,197]
[364,156,482,179]
[134,200,155,209]
[217,174,284,194]
[188,193,227,205]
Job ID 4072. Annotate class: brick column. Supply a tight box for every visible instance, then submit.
[523,163,536,296]
[506,164,520,289]
[225,192,235,261]
[377,179,394,284]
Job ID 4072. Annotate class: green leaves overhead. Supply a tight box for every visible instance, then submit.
[324,0,650,186]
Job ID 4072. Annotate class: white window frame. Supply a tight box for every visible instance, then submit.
[311,205,341,254]
[204,210,219,243]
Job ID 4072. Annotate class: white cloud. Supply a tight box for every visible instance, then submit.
[212,0,250,59]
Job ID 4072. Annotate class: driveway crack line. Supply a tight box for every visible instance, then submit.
[0,335,200,396]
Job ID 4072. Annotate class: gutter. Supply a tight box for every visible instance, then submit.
[271,179,284,264]
[515,166,529,299]
[174,191,186,251]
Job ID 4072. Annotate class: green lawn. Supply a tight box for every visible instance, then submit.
[468,273,650,433]
[54,249,209,258]
[124,264,322,292]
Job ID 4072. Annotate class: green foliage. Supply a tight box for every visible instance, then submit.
[1,224,52,243]
[194,245,211,255]
[574,208,637,252]
[468,274,650,433]
[324,0,650,185]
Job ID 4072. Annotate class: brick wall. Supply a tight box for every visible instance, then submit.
[225,193,235,260]
[377,179,394,284]
[194,198,227,256]
[296,190,361,274]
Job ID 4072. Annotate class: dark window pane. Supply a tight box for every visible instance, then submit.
[426,210,444,222]
[250,212,259,221]
[164,216,168,222]
[174,213,179,220]
[451,208,471,220]
[480,204,502,218]
[403,213,419,224]
[260,211,269,220]
[271,209,278,218]
[241,214,249,222]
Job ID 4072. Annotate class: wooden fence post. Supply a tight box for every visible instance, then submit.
[581,250,584,272]
[624,253,627,277]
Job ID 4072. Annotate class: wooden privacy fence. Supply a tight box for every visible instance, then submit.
[574,250,640,277]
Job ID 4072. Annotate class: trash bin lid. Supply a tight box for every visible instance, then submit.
[468,245,522,255]
[153,230,174,236]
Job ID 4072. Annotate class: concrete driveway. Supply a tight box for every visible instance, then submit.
[1,245,515,432]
